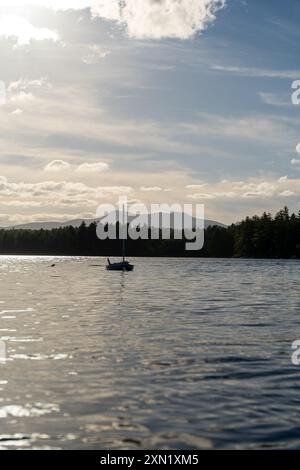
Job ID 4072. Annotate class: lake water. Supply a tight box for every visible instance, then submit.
[0,256,299,450]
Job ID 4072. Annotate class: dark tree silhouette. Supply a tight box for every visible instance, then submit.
[0,207,299,258]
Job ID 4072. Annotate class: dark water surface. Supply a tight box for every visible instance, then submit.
[0,256,299,449]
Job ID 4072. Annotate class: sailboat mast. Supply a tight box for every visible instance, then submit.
[122,237,125,263]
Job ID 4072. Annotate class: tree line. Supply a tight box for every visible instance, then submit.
[0,207,299,258]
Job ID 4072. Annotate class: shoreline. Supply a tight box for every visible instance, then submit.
[0,253,298,260]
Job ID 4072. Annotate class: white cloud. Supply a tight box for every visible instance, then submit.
[8,78,50,105]
[76,162,109,172]
[0,0,226,41]
[0,1,90,9]
[187,193,215,200]
[242,182,275,198]
[185,184,206,189]
[0,16,59,46]
[11,108,23,115]
[279,190,295,197]
[91,0,226,40]
[45,161,109,173]
[140,186,163,192]
[214,191,236,198]
[259,92,291,107]
[44,160,71,172]
[8,78,49,93]
[184,177,300,203]
[229,181,276,198]
[296,143,300,155]
[0,176,132,209]
[83,45,110,64]
[212,65,300,80]
[10,91,34,103]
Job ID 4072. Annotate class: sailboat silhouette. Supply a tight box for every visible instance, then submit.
[106,222,134,271]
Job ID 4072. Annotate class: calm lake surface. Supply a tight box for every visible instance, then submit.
[0,256,299,450]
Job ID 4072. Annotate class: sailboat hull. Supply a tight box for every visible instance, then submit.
[106,262,134,271]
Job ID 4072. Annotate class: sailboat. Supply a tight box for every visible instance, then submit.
[106,238,134,271]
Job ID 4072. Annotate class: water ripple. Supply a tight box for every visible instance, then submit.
[0,256,298,449]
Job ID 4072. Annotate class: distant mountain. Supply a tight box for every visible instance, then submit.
[206,219,227,228]
[5,214,226,231]
[6,219,89,231]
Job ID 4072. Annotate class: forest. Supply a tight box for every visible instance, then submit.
[0,207,299,259]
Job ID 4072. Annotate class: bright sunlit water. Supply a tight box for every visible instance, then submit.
[0,256,299,449]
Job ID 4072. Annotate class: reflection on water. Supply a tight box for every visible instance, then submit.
[0,256,299,449]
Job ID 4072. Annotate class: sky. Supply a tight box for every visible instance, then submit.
[0,0,300,225]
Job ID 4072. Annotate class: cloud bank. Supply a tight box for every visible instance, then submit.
[0,176,132,209]
[44,160,71,172]
[1,1,90,9]
[91,0,226,40]
[76,162,109,173]
[0,16,59,46]
[1,1,226,40]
